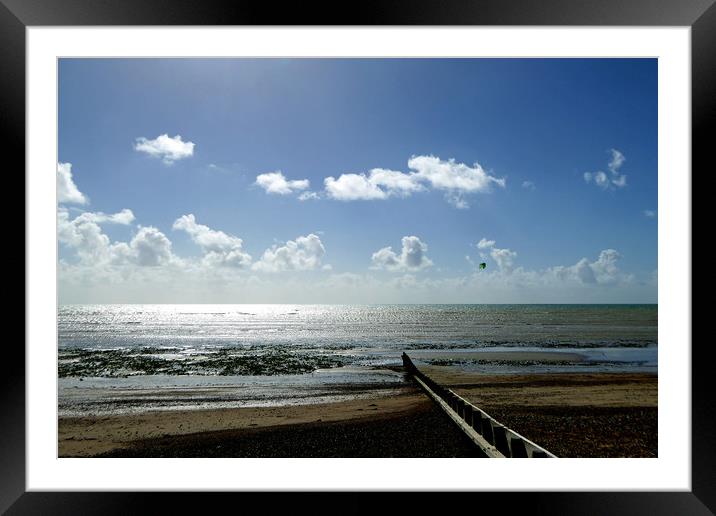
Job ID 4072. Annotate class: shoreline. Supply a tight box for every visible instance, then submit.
[59,369,657,458]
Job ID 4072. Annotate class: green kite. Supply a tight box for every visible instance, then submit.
[479,262,487,270]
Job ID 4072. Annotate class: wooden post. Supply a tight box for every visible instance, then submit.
[464,405,474,426]
[493,425,510,457]
[481,417,494,444]
[509,437,528,458]
[471,410,482,434]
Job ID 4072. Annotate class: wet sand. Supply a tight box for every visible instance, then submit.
[409,350,586,362]
[59,367,657,458]
[59,387,446,457]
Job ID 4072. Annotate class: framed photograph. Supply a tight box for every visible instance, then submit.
[6,0,709,512]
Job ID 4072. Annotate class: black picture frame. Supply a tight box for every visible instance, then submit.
[4,0,708,513]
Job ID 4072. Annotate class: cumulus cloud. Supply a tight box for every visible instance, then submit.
[58,208,134,243]
[59,207,174,268]
[134,134,195,164]
[371,236,433,272]
[490,247,518,273]
[173,214,251,268]
[547,249,624,285]
[408,155,505,193]
[324,173,390,201]
[475,238,517,273]
[112,226,174,267]
[252,234,326,272]
[58,209,113,264]
[255,171,310,195]
[57,163,88,205]
[584,149,627,190]
[324,167,429,201]
[369,168,428,198]
[323,155,504,208]
[57,166,175,268]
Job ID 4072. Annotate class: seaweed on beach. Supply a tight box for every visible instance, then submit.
[190,349,345,376]
[58,347,346,378]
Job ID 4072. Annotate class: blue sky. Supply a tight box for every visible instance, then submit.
[57,58,657,303]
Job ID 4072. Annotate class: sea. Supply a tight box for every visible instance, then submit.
[58,304,657,416]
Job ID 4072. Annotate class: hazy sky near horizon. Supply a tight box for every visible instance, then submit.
[58,58,657,304]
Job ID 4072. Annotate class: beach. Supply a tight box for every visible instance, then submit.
[419,367,657,457]
[58,304,657,458]
[59,366,657,458]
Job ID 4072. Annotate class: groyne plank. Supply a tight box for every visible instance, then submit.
[402,352,557,459]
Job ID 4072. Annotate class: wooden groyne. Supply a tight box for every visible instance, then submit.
[402,352,556,458]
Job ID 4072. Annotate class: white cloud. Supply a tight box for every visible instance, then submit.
[584,149,627,190]
[59,208,174,268]
[298,191,321,201]
[644,210,656,218]
[608,149,625,174]
[324,167,426,201]
[57,163,88,205]
[173,214,251,268]
[252,234,326,272]
[371,236,433,272]
[522,181,536,190]
[490,247,518,273]
[120,226,174,267]
[368,168,427,196]
[58,209,112,264]
[255,171,310,195]
[572,258,597,283]
[134,134,195,164]
[475,238,517,273]
[547,249,625,285]
[324,173,388,201]
[590,249,622,284]
[75,208,136,225]
[323,155,504,208]
[408,155,505,193]
[57,167,175,269]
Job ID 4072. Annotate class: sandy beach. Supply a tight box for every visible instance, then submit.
[59,363,657,458]
[60,387,423,457]
[420,366,658,457]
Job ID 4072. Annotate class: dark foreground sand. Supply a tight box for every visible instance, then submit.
[99,393,482,458]
[59,369,657,458]
[60,388,481,458]
[421,367,658,458]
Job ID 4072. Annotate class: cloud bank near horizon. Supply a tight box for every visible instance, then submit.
[57,147,654,304]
